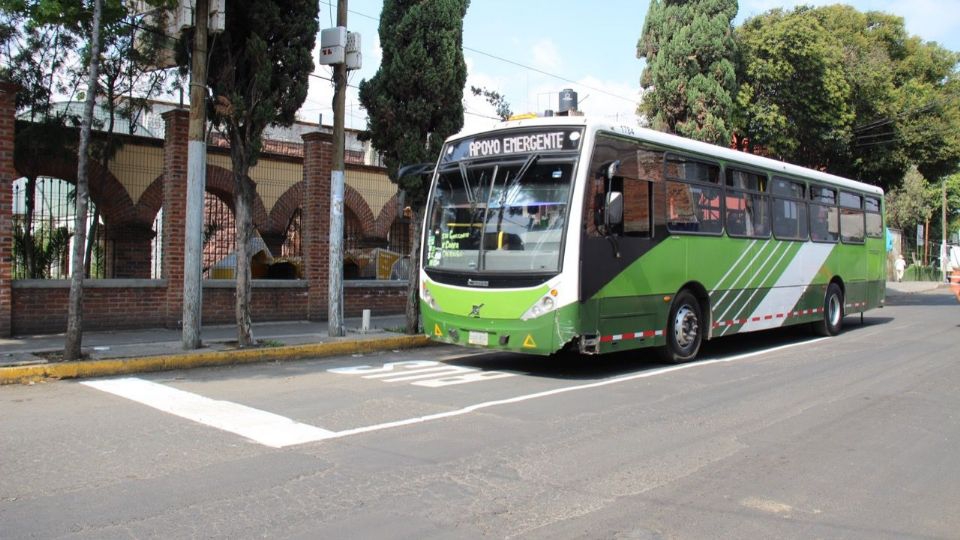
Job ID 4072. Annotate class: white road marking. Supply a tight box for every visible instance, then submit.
[83,337,826,448]
[329,360,516,386]
[330,337,828,440]
[82,378,337,448]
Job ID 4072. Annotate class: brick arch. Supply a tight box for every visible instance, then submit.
[15,155,138,227]
[133,165,270,228]
[266,181,304,235]
[343,183,376,238]
[373,191,402,238]
[204,165,269,228]
[134,174,164,224]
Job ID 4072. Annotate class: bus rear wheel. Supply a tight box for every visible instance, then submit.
[812,282,844,336]
[661,290,702,363]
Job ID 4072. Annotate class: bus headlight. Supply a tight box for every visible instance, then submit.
[521,289,558,321]
[422,284,441,312]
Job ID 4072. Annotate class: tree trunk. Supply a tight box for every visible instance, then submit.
[405,208,422,335]
[65,0,103,361]
[233,149,255,347]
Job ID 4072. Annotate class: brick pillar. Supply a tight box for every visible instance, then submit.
[162,110,189,328]
[109,223,155,278]
[0,83,17,336]
[302,132,332,321]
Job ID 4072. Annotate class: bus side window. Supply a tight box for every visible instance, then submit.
[665,154,722,235]
[587,133,663,238]
[809,185,839,243]
[839,191,865,244]
[622,178,652,237]
[771,177,808,241]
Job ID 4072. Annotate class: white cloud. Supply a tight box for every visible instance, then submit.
[531,39,562,72]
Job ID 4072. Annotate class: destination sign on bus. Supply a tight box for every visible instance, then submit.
[443,128,582,163]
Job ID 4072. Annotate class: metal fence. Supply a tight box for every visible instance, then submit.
[12,177,107,279]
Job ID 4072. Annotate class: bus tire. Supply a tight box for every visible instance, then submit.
[661,290,702,363]
[812,283,844,337]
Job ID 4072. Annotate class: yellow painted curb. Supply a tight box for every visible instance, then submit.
[0,334,431,385]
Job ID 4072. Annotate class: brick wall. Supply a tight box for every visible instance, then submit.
[11,282,168,335]
[2,102,408,337]
[10,281,405,335]
[0,83,17,336]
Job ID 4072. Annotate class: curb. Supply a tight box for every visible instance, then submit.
[0,334,431,385]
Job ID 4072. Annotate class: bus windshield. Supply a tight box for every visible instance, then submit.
[424,157,575,273]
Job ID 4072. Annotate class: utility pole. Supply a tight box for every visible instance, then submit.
[328,0,347,337]
[183,0,209,349]
[943,179,948,280]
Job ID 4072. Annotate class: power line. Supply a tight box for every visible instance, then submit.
[347,7,638,106]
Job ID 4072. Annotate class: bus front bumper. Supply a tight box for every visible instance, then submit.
[421,304,578,356]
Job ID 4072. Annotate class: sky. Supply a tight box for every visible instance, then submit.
[301,0,960,134]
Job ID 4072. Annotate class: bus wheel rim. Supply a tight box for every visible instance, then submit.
[674,305,699,348]
[828,294,841,326]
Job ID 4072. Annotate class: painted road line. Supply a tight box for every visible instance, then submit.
[330,337,829,441]
[82,377,336,448]
[84,338,827,448]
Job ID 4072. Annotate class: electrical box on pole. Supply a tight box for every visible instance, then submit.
[345,32,361,70]
[319,26,347,65]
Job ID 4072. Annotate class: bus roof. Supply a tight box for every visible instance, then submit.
[449,116,884,196]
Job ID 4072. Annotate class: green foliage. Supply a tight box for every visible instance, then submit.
[886,166,936,235]
[199,0,318,169]
[637,0,738,145]
[734,5,960,189]
[358,0,470,209]
[12,222,70,279]
[470,85,512,120]
[734,8,853,169]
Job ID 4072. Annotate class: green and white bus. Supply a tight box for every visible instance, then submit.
[419,116,885,362]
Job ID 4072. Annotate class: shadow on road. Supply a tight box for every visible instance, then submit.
[448,314,893,381]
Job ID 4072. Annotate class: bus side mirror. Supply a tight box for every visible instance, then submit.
[605,192,623,227]
[605,160,621,181]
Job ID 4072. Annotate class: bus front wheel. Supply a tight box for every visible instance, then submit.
[661,290,702,363]
[812,283,844,337]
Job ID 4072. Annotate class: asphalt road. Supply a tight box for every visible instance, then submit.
[2,290,958,539]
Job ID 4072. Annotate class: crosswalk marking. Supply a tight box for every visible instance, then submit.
[82,378,336,448]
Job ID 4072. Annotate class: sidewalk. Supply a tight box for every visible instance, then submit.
[885,280,949,296]
[0,314,430,385]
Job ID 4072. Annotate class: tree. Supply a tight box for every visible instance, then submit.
[470,85,511,120]
[358,0,470,334]
[2,1,85,280]
[886,166,938,260]
[734,8,854,170]
[65,0,103,360]
[637,0,738,145]
[2,0,171,280]
[187,0,318,347]
[734,5,960,190]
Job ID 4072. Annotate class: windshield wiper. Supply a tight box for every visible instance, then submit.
[496,154,540,234]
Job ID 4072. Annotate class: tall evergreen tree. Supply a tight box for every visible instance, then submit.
[187,0,318,346]
[358,0,469,334]
[637,0,738,145]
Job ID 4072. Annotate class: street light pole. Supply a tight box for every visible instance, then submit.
[328,0,347,337]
